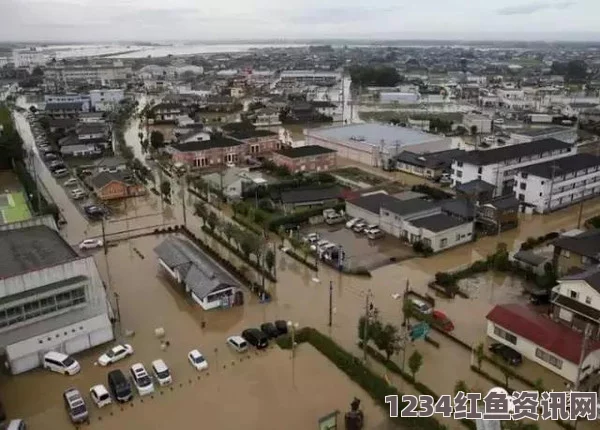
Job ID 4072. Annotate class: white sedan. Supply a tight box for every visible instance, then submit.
[188,349,208,371]
[79,239,103,250]
[97,344,133,366]
[90,384,112,408]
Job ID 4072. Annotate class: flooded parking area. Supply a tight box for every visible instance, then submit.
[302,224,415,270]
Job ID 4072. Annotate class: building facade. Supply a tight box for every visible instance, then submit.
[272,145,336,173]
[44,63,132,91]
[89,89,125,111]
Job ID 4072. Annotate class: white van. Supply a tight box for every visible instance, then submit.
[151,359,172,386]
[43,351,80,375]
[6,420,26,430]
[227,336,248,353]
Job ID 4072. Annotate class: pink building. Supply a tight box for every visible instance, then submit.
[272,145,337,173]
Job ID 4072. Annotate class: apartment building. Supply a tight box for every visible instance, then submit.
[89,89,125,111]
[272,145,336,173]
[514,153,600,213]
[451,138,575,197]
[44,63,132,90]
[510,126,577,144]
[277,70,341,88]
[12,48,46,68]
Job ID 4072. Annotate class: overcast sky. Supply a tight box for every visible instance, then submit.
[1,0,599,42]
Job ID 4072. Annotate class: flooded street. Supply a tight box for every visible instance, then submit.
[6,112,600,430]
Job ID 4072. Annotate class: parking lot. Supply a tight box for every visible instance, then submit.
[301,222,415,270]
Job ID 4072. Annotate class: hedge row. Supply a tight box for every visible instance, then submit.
[519,232,559,251]
[201,226,277,283]
[276,328,447,430]
[232,214,264,235]
[280,245,318,271]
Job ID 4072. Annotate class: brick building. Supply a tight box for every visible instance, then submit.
[225,129,281,157]
[272,145,336,173]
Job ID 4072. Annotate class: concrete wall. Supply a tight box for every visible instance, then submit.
[403,221,474,252]
[345,203,380,226]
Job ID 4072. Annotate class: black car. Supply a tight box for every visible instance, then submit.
[274,320,288,335]
[489,343,522,366]
[84,205,105,219]
[107,369,133,402]
[260,323,279,339]
[241,328,269,349]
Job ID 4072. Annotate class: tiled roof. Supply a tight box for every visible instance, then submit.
[409,213,467,232]
[561,266,600,293]
[274,145,336,158]
[553,229,600,260]
[454,139,572,166]
[521,153,600,179]
[486,303,600,364]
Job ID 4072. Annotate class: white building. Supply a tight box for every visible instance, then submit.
[514,153,600,213]
[44,94,91,110]
[510,126,577,144]
[486,301,600,387]
[463,114,492,134]
[12,48,46,68]
[305,123,451,168]
[277,70,341,87]
[0,217,114,374]
[346,194,473,252]
[89,89,125,111]
[380,92,419,104]
[154,236,243,311]
[0,57,9,68]
[44,62,132,90]
[202,167,266,200]
[451,138,575,197]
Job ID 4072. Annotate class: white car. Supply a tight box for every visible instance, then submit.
[130,363,154,396]
[226,336,248,353]
[89,384,112,408]
[70,189,86,200]
[97,344,133,366]
[79,239,103,250]
[188,349,208,371]
[352,222,367,233]
[64,178,78,187]
[346,217,362,229]
[151,359,172,386]
[311,240,329,252]
[303,232,320,244]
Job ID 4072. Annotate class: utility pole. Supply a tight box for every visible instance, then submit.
[573,323,593,430]
[101,216,108,255]
[30,150,41,212]
[328,280,333,327]
[362,289,372,362]
[547,161,558,214]
[181,174,187,228]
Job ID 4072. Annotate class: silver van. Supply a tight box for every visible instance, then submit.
[227,336,248,353]
[63,388,88,424]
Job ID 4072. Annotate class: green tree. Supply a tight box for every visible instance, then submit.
[141,138,149,154]
[194,202,208,220]
[265,249,275,274]
[160,180,171,197]
[29,105,37,114]
[474,342,485,370]
[454,380,469,396]
[532,378,546,394]
[240,231,259,259]
[407,350,423,380]
[120,145,134,161]
[206,211,218,231]
[223,222,235,242]
[373,323,401,360]
[150,130,165,149]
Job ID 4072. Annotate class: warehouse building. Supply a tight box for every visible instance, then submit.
[0,217,113,374]
[305,123,451,168]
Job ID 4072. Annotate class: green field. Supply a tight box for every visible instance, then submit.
[0,191,32,224]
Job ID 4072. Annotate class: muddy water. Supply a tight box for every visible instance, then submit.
[9,112,600,430]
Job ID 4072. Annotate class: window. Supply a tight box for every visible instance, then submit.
[457,161,463,167]
[456,233,461,241]
[586,296,592,305]
[518,193,525,201]
[440,238,448,248]
[535,348,563,369]
[477,167,482,174]
[457,170,463,178]
[493,326,517,345]
[520,183,526,190]
[570,290,579,299]
[539,192,543,197]
[521,172,528,179]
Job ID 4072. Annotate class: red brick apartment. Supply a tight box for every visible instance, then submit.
[272,145,337,173]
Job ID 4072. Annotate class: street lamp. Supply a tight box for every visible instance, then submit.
[287,321,299,388]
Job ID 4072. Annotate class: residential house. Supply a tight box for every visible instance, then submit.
[280,186,343,213]
[250,108,281,127]
[476,194,520,234]
[311,101,338,120]
[395,149,464,180]
[455,179,496,203]
[48,118,77,133]
[510,127,577,145]
[486,303,600,389]
[552,229,600,276]
[92,157,128,174]
[58,135,101,157]
[224,128,280,157]
[463,114,492,134]
[510,250,550,276]
[89,89,125,112]
[150,103,184,123]
[154,236,243,310]
[514,153,600,213]
[79,112,105,123]
[176,130,211,144]
[44,101,87,119]
[451,138,575,196]
[272,145,336,173]
[202,167,266,200]
[166,137,246,168]
[89,171,145,201]
[77,123,109,149]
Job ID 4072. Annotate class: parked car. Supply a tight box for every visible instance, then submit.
[44,153,58,161]
[89,384,112,408]
[188,349,208,371]
[408,298,433,315]
[71,189,86,200]
[311,240,329,252]
[97,344,134,366]
[63,388,88,424]
[84,205,105,219]
[346,217,362,229]
[274,320,288,335]
[107,369,133,402]
[227,336,248,353]
[431,310,454,332]
[130,363,155,396]
[53,168,69,178]
[64,178,78,187]
[260,322,279,339]
[366,228,384,240]
[241,328,269,349]
[352,222,367,233]
[79,239,103,250]
[43,351,80,375]
[325,214,345,225]
[303,232,320,244]
[151,359,172,386]
[489,343,522,366]
[364,224,378,234]
[6,419,26,430]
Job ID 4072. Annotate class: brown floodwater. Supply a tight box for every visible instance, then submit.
[7,112,600,430]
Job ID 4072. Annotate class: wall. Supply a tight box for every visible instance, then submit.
[553,280,600,316]
[305,134,374,166]
[344,202,380,226]
[487,321,578,382]
[403,220,473,252]
[272,152,336,174]
[379,207,441,238]
[98,181,127,200]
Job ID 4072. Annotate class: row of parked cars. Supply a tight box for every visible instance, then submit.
[302,232,343,262]
[47,321,292,424]
[345,218,384,240]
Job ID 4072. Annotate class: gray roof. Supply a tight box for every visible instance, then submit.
[521,154,600,179]
[154,237,239,299]
[93,156,127,168]
[511,126,572,137]
[441,198,476,219]
[45,102,84,111]
[395,149,464,169]
[553,229,600,260]
[562,266,600,293]
[90,171,128,189]
[455,179,495,195]
[513,250,548,266]
[58,134,80,147]
[77,123,107,135]
[454,139,572,166]
[307,123,441,150]
[0,226,77,279]
[410,213,466,232]
[483,195,520,210]
[172,137,243,152]
[280,186,343,204]
[275,145,336,158]
[349,193,437,217]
